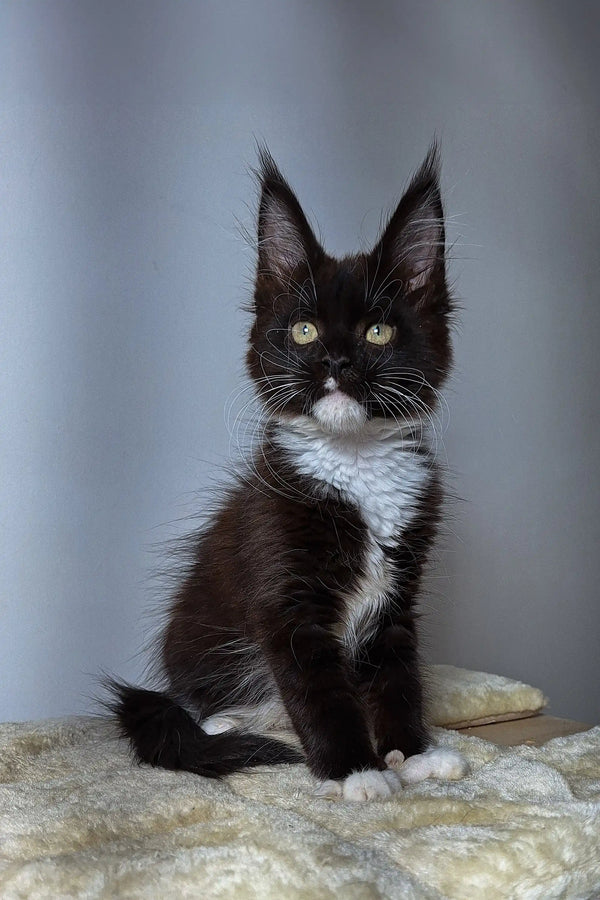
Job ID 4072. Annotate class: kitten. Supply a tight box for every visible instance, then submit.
[109,147,467,801]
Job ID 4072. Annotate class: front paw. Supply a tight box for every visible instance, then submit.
[399,748,469,783]
[384,749,406,770]
[314,768,401,802]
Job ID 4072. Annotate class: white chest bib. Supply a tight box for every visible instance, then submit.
[273,420,432,649]
[273,420,430,543]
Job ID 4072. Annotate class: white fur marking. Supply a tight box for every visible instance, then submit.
[200,715,237,735]
[273,421,430,546]
[273,420,431,649]
[399,748,469,784]
[314,779,343,799]
[343,769,401,802]
[315,769,401,802]
[384,749,406,769]
[312,391,366,434]
[341,536,393,651]
[200,699,290,734]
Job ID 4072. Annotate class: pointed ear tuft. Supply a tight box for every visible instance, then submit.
[374,143,446,300]
[255,148,320,280]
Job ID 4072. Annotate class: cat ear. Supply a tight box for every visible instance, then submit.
[256,149,321,281]
[373,145,446,302]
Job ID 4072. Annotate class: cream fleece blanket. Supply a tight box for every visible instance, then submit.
[1,676,599,899]
[425,664,547,728]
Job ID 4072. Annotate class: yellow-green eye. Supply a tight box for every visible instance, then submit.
[365,323,394,345]
[291,321,319,345]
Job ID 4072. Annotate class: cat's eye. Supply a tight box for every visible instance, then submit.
[365,323,394,345]
[291,321,319,345]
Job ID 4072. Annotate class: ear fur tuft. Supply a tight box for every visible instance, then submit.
[255,146,321,280]
[373,142,446,301]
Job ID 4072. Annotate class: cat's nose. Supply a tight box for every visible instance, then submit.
[321,355,351,379]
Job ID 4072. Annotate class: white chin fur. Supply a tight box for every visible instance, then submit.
[312,391,366,434]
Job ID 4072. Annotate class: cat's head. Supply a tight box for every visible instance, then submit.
[247,147,452,436]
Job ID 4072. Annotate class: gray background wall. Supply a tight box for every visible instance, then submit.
[1,0,599,724]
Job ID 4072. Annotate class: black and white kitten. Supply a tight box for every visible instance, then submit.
[110,147,467,801]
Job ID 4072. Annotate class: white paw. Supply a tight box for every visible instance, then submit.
[399,748,469,784]
[342,768,401,802]
[315,769,401,802]
[384,749,406,770]
[200,715,237,735]
[314,779,343,799]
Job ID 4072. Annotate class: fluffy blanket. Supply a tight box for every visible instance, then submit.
[1,680,599,899]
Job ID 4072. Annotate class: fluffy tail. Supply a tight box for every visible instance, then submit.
[108,682,303,778]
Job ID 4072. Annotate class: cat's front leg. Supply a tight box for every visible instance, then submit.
[264,618,394,799]
[360,620,469,785]
[359,618,429,760]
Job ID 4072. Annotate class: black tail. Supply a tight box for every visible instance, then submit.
[107,681,303,778]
